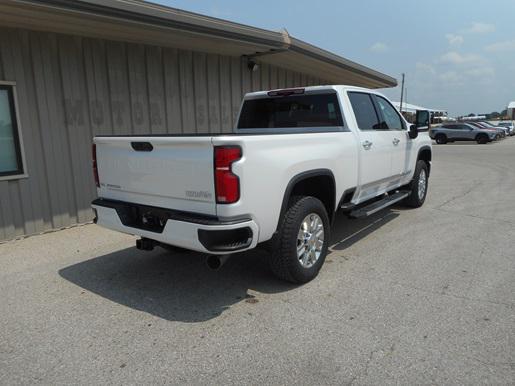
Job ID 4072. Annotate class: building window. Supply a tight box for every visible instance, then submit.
[0,83,26,180]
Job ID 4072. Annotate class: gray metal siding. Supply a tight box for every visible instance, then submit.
[0,26,326,241]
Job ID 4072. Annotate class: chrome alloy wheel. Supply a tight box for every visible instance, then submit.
[297,213,324,268]
[418,169,427,200]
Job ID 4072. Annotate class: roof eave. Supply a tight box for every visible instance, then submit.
[3,0,397,88]
[288,37,397,88]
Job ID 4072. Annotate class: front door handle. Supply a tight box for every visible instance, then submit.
[362,140,373,150]
[392,138,400,145]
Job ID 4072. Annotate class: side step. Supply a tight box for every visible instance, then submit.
[348,191,410,219]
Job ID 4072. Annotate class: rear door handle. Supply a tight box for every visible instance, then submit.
[362,140,373,150]
[392,138,400,145]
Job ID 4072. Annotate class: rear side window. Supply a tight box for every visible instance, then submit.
[348,92,380,131]
[237,93,343,129]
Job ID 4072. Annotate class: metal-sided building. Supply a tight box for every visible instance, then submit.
[508,101,515,120]
[0,0,396,241]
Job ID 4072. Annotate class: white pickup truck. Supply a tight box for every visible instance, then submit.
[92,86,432,283]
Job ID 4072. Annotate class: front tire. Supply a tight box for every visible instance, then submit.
[404,160,429,208]
[269,196,330,283]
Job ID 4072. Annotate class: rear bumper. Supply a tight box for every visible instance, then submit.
[92,199,259,254]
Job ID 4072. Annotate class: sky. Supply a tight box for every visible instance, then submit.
[153,0,515,117]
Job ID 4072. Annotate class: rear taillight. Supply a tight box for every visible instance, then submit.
[92,144,99,188]
[214,146,242,204]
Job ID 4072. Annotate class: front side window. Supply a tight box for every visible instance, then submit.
[237,93,343,129]
[348,92,380,131]
[374,95,404,131]
[0,84,24,178]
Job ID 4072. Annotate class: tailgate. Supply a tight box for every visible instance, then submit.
[95,136,216,215]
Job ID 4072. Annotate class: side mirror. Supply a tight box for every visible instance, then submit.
[409,124,418,139]
[415,110,430,130]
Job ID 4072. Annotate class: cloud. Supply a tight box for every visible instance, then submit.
[437,51,492,83]
[485,40,515,52]
[445,33,464,46]
[464,67,495,78]
[461,22,495,34]
[439,71,464,84]
[439,51,483,65]
[369,42,388,53]
[415,62,436,75]
[437,64,494,90]
[438,71,465,86]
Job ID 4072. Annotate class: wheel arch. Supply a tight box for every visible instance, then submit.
[417,146,432,176]
[276,169,336,232]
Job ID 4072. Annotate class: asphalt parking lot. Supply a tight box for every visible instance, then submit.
[1,137,514,385]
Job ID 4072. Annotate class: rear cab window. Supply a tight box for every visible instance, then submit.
[237,91,343,130]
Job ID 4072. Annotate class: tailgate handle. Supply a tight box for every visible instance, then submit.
[131,142,153,152]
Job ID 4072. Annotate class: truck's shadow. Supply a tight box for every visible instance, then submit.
[59,209,399,322]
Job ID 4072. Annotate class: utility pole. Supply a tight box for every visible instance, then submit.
[399,73,405,113]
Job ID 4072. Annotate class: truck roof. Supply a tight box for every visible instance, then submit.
[243,85,383,99]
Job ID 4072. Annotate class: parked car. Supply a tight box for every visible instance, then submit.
[430,122,497,144]
[467,122,503,140]
[92,86,432,283]
[497,121,515,136]
[478,121,507,138]
[479,121,509,138]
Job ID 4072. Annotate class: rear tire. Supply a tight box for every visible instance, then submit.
[403,160,429,208]
[269,196,330,283]
[476,134,488,144]
[435,134,447,144]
